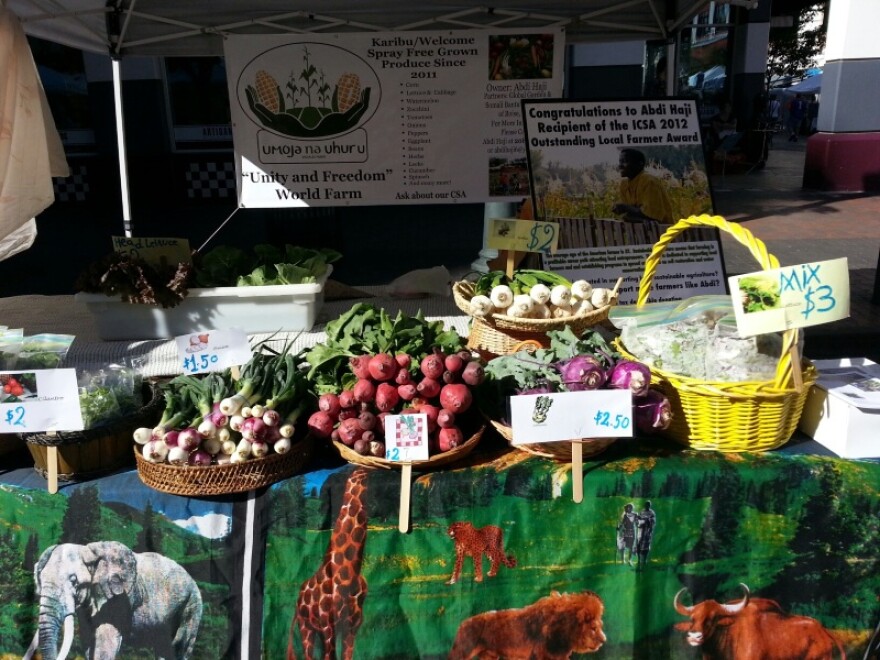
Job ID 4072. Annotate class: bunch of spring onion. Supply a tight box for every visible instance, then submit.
[133,345,315,466]
[468,269,614,320]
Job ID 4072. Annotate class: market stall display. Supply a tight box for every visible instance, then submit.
[452,269,620,358]
[615,215,817,452]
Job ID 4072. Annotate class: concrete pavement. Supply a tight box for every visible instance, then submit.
[710,137,880,361]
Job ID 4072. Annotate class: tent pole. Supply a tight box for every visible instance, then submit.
[112,57,133,237]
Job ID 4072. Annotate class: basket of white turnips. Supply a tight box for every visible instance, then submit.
[452,269,620,358]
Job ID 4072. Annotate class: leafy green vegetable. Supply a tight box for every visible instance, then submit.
[196,244,341,288]
[301,303,465,394]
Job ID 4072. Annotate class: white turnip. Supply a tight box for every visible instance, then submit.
[143,440,169,463]
[132,427,153,445]
[571,279,593,300]
[273,437,292,454]
[529,283,551,304]
[490,285,514,309]
[167,446,190,465]
[202,436,222,455]
[550,284,572,307]
[439,383,473,414]
[590,287,611,307]
[469,294,494,318]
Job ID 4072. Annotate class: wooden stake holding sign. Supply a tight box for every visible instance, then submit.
[383,413,430,533]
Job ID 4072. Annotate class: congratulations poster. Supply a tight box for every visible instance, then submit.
[223,29,564,208]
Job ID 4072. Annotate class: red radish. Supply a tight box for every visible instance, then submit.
[318,393,342,417]
[353,378,376,404]
[395,353,412,369]
[442,370,460,384]
[368,353,398,381]
[400,407,420,416]
[437,409,456,429]
[361,430,376,444]
[338,390,356,409]
[444,353,465,373]
[395,368,413,385]
[439,383,473,414]
[338,408,358,421]
[331,429,341,443]
[338,417,363,445]
[418,403,441,433]
[438,426,464,452]
[375,382,400,412]
[358,411,377,431]
[420,354,445,380]
[397,383,417,401]
[416,377,442,399]
[349,355,371,379]
[461,361,486,386]
[307,411,336,438]
[353,438,370,455]
[456,350,473,363]
[376,412,390,429]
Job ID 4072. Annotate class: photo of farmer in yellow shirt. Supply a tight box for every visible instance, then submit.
[612,148,676,224]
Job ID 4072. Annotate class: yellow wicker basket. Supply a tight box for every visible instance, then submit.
[453,280,618,359]
[488,419,615,462]
[616,214,817,452]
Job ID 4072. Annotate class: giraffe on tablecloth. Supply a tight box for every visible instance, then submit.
[290,467,369,660]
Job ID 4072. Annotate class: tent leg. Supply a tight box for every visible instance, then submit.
[112,58,133,237]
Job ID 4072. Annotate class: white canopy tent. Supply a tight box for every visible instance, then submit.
[4,0,723,240]
[5,0,726,57]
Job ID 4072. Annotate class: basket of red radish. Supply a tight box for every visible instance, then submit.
[133,347,316,495]
[299,303,487,470]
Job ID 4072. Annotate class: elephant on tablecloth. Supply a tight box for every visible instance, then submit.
[23,541,202,660]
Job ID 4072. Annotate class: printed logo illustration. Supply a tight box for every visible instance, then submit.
[532,395,553,424]
[186,333,210,353]
[238,43,380,139]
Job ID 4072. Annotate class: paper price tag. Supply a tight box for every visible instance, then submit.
[0,369,83,432]
[486,218,560,254]
[175,328,252,375]
[112,236,191,267]
[383,413,430,462]
[509,390,633,445]
[729,257,850,337]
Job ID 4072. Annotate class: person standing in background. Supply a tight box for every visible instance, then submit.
[787,94,808,141]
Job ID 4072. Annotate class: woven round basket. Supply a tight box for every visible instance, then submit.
[332,425,485,470]
[23,382,164,482]
[134,435,314,496]
[489,419,615,461]
[616,214,817,452]
[453,280,618,359]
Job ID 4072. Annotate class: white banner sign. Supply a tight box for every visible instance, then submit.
[0,369,83,433]
[223,29,564,207]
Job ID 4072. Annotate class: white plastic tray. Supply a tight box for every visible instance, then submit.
[75,267,331,340]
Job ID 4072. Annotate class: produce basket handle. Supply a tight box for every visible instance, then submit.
[635,214,798,391]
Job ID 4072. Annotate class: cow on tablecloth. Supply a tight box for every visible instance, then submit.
[673,583,846,659]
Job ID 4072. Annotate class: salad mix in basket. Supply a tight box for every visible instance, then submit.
[477,326,672,436]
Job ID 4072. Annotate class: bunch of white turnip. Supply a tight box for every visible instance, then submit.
[133,348,313,467]
[305,349,486,459]
[467,269,613,320]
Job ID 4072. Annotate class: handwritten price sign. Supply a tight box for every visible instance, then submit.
[384,413,430,462]
[112,236,191,268]
[0,369,83,433]
[729,257,850,337]
[509,390,633,445]
[174,328,252,375]
[486,218,560,254]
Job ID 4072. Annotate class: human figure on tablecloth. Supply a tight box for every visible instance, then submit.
[635,501,656,572]
[616,503,638,566]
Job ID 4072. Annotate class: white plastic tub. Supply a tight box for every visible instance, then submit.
[75,267,331,340]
